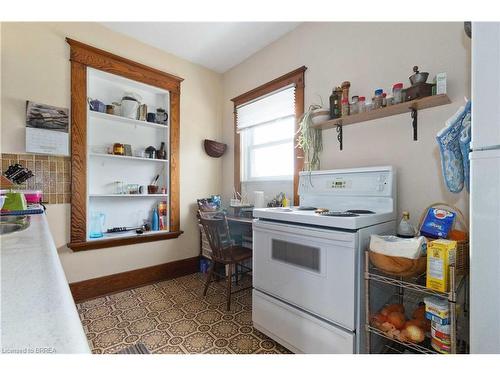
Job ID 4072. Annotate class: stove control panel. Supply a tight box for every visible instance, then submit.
[331,178,349,189]
[299,167,394,197]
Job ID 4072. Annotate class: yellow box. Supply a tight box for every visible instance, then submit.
[426,239,457,293]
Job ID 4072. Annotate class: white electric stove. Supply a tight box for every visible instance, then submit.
[252,166,397,354]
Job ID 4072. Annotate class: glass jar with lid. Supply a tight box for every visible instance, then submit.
[392,83,404,104]
[350,95,359,115]
[341,98,350,117]
[358,96,366,113]
[372,89,383,109]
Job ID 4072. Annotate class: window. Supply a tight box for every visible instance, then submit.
[236,86,295,181]
[231,66,306,205]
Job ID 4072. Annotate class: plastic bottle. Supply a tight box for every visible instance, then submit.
[397,211,416,238]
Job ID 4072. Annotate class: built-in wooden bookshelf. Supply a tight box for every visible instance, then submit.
[66,39,183,251]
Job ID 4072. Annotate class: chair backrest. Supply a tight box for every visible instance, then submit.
[198,211,232,261]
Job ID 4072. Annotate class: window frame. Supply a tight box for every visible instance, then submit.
[231,66,307,205]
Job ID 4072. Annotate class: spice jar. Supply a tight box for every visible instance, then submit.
[341,81,351,103]
[358,96,366,113]
[372,89,383,110]
[382,93,387,108]
[329,87,342,119]
[341,98,350,117]
[113,143,125,155]
[350,95,359,115]
[392,83,404,104]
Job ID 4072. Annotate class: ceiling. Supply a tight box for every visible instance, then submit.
[101,22,301,73]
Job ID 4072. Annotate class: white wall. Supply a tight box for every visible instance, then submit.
[1,22,223,282]
[222,22,471,226]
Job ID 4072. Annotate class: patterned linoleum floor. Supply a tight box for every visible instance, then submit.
[77,273,291,354]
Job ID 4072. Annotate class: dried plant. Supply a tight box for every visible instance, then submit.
[296,104,323,171]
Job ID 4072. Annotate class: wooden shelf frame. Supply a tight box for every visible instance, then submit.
[66,38,183,251]
[312,94,451,150]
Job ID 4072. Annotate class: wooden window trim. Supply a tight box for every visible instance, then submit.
[231,66,306,206]
[66,38,184,251]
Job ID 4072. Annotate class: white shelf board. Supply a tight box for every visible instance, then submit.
[88,110,169,130]
[88,229,170,242]
[89,152,168,163]
[89,194,168,198]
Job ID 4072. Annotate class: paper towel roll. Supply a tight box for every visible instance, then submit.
[253,191,265,208]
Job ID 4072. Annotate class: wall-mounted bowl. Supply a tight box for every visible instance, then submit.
[204,139,227,158]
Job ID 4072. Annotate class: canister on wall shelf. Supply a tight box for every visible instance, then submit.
[341,81,351,103]
[341,98,350,117]
[393,83,404,104]
[358,96,366,113]
[329,87,342,119]
[350,95,359,115]
[372,89,383,109]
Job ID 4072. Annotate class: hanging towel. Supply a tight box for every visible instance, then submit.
[459,108,471,192]
[436,101,471,193]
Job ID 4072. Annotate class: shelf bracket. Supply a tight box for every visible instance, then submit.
[411,108,418,141]
[336,121,343,151]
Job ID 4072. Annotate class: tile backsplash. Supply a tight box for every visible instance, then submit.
[1,153,71,204]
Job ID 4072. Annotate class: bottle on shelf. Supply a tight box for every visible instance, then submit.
[329,88,341,119]
[397,211,416,238]
[152,208,159,231]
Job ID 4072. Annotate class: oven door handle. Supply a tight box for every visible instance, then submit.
[253,219,356,244]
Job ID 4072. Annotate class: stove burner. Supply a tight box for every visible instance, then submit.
[297,206,317,211]
[319,211,359,217]
[346,209,376,214]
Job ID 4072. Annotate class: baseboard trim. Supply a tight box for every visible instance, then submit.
[70,256,199,303]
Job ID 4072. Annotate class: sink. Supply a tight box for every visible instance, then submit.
[0,215,30,235]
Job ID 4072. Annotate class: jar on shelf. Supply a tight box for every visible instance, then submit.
[358,96,366,113]
[372,89,383,109]
[350,95,359,115]
[341,98,350,117]
[382,93,387,108]
[392,82,404,104]
[341,81,351,103]
[329,87,342,119]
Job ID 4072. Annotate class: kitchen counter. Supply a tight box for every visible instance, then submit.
[1,214,90,354]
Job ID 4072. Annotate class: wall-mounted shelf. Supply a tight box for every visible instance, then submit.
[311,94,451,150]
[89,153,168,163]
[88,109,169,130]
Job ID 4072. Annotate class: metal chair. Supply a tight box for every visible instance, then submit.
[199,212,252,311]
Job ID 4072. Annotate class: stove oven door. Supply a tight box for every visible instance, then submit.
[253,219,358,331]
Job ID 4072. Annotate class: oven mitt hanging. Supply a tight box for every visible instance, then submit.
[436,101,471,193]
[459,108,471,192]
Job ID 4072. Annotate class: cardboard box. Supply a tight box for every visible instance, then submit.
[426,239,456,292]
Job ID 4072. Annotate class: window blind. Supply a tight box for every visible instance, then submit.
[236,85,296,133]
